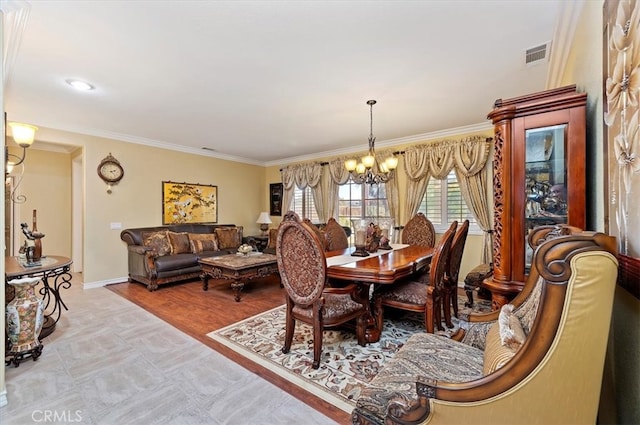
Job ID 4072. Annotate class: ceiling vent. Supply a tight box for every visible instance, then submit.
[525,42,550,65]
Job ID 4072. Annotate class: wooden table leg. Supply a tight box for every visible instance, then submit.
[357,282,381,343]
[231,280,244,302]
[201,273,209,291]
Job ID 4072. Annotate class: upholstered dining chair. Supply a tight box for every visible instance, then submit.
[324,217,349,251]
[402,212,436,247]
[277,211,368,369]
[442,220,469,328]
[374,221,457,333]
[303,217,327,251]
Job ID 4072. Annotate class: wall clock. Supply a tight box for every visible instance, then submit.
[97,153,124,193]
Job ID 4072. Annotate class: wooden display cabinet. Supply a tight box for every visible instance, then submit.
[485,85,587,309]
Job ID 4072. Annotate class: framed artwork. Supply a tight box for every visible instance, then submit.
[269,183,283,216]
[162,181,218,224]
[604,0,640,298]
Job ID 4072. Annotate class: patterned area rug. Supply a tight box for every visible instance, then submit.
[208,298,491,413]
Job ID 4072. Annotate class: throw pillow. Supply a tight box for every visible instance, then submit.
[142,231,171,257]
[267,228,278,249]
[188,233,219,253]
[483,321,517,375]
[498,304,526,350]
[215,227,241,249]
[168,231,191,254]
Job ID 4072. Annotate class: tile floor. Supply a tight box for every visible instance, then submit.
[1,275,336,425]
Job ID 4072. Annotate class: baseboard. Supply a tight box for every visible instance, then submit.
[83,277,128,289]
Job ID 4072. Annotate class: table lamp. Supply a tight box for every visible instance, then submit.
[256,212,272,236]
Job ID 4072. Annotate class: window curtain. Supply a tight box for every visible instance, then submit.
[453,136,493,263]
[376,149,400,239]
[404,145,432,224]
[326,157,351,219]
[281,165,297,215]
[402,136,493,263]
[280,162,325,222]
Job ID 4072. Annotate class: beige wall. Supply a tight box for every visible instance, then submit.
[561,1,639,423]
[7,147,72,258]
[21,127,265,285]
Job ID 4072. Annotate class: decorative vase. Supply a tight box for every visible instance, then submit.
[5,276,45,366]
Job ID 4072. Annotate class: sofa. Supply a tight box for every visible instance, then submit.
[120,223,244,291]
[352,225,618,425]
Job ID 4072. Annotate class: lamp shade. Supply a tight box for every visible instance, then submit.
[8,122,38,148]
[256,212,272,224]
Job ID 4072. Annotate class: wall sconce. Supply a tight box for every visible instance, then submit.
[256,211,272,236]
[5,117,38,204]
[6,121,38,170]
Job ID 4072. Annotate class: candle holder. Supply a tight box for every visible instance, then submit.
[378,219,394,250]
[351,219,370,257]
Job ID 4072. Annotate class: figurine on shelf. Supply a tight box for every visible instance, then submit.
[541,184,568,216]
[21,222,45,264]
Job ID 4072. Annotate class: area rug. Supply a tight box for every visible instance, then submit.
[207,298,491,413]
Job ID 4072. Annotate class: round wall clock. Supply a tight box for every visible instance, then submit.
[97,153,124,184]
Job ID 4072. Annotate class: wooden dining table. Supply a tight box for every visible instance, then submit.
[325,244,435,342]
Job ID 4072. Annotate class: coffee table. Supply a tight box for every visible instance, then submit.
[199,253,279,302]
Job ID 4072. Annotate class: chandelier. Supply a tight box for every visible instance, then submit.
[345,100,398,184]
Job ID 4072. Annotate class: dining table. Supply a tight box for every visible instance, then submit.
[325,244,435,342]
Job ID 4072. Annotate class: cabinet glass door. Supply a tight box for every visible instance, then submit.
[524,124,567,272]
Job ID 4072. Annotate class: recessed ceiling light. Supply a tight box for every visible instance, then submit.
[66,79,95,91]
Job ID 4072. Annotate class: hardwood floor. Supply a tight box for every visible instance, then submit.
[106,275,351,424]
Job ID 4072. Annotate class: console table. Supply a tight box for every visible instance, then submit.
[5,255,73,339]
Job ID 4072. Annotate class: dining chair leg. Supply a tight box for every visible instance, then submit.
[282,300,295,354]
[452,286,459,318]
[443,290,454,329]
[312,305,323,369]
[425,293,435,333]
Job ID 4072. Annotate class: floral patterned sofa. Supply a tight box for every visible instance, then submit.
[352,225,619,425]
[120,224,243,291]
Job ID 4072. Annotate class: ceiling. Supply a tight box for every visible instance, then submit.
[4,1,564,166]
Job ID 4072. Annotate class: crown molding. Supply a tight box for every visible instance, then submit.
[546,0,586,89]
[1,0,31,85]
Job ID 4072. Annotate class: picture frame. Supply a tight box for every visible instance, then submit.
[162,181,218,224]
[269,183,283,216]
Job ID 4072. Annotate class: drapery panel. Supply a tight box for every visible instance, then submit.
[280,162,325,220]
[376,149,400,240]
[326,157,351,219]
[402,136,493,262]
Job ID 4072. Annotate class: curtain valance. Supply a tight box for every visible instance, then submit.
[404,135,491,180]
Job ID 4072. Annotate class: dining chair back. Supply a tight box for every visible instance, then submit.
[443,220,469,328]
[324,217,349,251]
[374,221,457,333]
[402,212,436,247]
[277,211,367,368]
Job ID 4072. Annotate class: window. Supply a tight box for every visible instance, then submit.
[337,180,390,231]
[417,170,479,232]
[291,186,319,222]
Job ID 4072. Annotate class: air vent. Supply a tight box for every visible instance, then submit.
[525,42,550,65]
